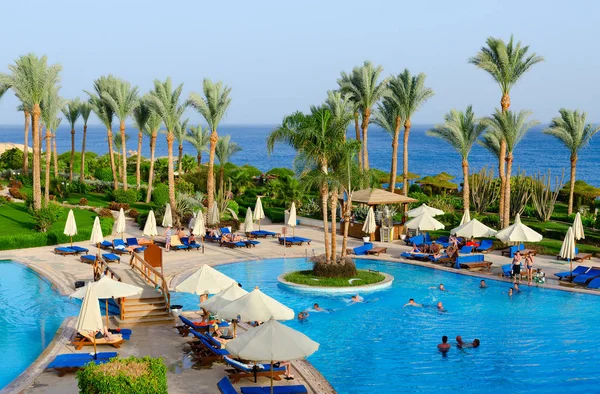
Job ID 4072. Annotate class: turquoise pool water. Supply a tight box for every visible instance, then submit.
[172,258,600,393]
[0,261,80,389]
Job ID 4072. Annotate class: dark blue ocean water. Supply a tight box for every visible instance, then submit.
[0,124,598,186]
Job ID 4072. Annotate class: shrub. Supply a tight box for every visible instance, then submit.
[480,214,500,228]
[136,212,148,229]
[79,197,88,206]
[152,184,170,207]
[76,356,167,394]
[9,179,23,189]
[94,167,114,182]
[408,183,422,194]
[108,201,130,211]
[264,207,285,223]
[110,188,138,205]
[175,179,194,196]
[0,195,12,204]
[9,187,27,200]
[31,203,63,233]
[226,200,240,217]
[128,208,139,219]
[98,208,114,218]
[0,148,24,170]
[70,181,89,194]
[311,255,357,278]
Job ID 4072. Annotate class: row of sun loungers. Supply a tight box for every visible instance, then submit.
[47,352,117,377]
[217,376,307,394]
[554,266,600,288]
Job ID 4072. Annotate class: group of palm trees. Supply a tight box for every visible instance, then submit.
[0,55,234,219]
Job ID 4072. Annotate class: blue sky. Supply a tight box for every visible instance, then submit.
[0,0,598,125]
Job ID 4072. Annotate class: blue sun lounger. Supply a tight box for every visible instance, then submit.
[54,247,78,256]
[190,331,230,361]
[459,245,473,254]
[223,356,287,383]
[587,277,600,289]
[554,265,589,280]
[126,238,147,252]
[353,243,373,255]
[405,234,423,246]
[217,377,308,394]
[69,246,89,254]
[112,239,129,254]
[251,230,277,238]
[573,268,600,285]
[180,237,201,250]
[502,264,513,277]
[99,240,113,249]
[475,239,493,253]
[47,352,117,376]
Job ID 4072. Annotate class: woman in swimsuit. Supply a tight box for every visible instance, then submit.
[525,254,534,285]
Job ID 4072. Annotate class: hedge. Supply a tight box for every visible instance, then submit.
[77,356,167,394]
[264,207,285,223]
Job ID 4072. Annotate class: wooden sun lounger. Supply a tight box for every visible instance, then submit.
[366,247,387,256]
[72,332,124,350]
[459,261,493,272]
[575,253,593,261]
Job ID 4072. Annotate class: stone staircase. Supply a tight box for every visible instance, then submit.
[115,294,174,326]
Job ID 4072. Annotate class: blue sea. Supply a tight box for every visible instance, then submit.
[0,124,598,186]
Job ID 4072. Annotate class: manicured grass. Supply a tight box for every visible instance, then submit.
[284,270,385,287]
[61,192,153,214]
[0,203,99,236]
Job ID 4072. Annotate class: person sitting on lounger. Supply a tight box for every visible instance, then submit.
[274,361,294,380]
[403,298,422,307]
[437,336,451,353]
[411,244,423,254]
[430,241,441,255]
[177,227,187,240]
[445,245,459,259]
[189,233,196,244]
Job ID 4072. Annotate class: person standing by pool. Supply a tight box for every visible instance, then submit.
[404,298,422,307]
[525,254,535,285]
[437,336,451,353]
[512,251,522,280]
[164,225,172,252]
[480,280,487,288]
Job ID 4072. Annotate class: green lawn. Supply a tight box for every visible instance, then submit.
[0,203,99,236]
[61,192,153,214]
[284,270,385,287]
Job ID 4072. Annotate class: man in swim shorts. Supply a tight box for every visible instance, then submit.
[437,336,451,352]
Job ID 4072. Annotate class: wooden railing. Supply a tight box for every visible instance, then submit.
[129,252,171,313]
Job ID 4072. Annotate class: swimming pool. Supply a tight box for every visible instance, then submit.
[0,261,80,389]
[172,258,600,393]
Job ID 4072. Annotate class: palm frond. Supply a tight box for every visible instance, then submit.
[544,108,600,156]
[61,98,81,128]
[215,135,241,165]
[426,105,486,159]
[187,79,232,131]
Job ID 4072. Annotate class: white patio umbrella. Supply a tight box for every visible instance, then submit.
[254,197,265,230]
[287,202,297,237]
[573,212,585,240]
[362,207,376,236]
[451,218,497,238]
[142,210,158,238]
[226,318,319,394]
[115,208,126,239]
[200,282,248,313]
[495,213,543,243]
[63,209,78,247]
[244,207,254,233]
[192,209,206,253]
[175,264,236,295]
[406,203,444,218]
[162,203,173,227]
[559,227,577,280]
[405,213,445,232]
[459,210,471,226]
[217,287,294,322]
[208,203,220,226]
[90,216,104,258]
[188,211,196,231]
[71,276,143,327]
[75,284,103,357]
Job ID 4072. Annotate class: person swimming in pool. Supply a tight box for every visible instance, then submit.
[429,283,447,291]
[480,280,487,288]
[508,288,514,297]
[513,282,522,293]
[313,303,323,311]
[437,302,446,312]
[351,294,364,303]
[403,298,422,307]
[456,336,480,348]
[298,311,309,320]
[437,336,451,353]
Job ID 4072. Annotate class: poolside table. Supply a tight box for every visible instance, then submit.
[367,247,388,256]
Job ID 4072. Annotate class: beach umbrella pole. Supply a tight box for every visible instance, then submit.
[569,258,572,282]
[105,299,109,328]
[70,236,73,248]
[93,331,97,360]
[271,360,274,394]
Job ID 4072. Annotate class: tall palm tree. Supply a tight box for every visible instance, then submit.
[114,133,130,181]
[469,36,544,226]
[324,91,353,139]
[544,109,600,214]
[40,85,64,203]
[216,135,241,192]
[338,61,388,169]
[144,112,162,203]
[390,69,434,195]
[147,78,186,214]
[173,118,189,175]
[427,106,487,212]
[86,76,118,190]
[133,100,151,189]
[372,96,402,192]
[62,98,81,182]
[0,54,61,210]
[187,125,210,166]
[187,79,232,213]
[484,109,538,225]
[18,104,31,174]
[78,102,92,182]
[102,78,139,190]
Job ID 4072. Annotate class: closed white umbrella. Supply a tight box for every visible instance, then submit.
[244,207,254,233]
[208,203,220,226]
[75,285,103,356]
[226,318,319,394]
[495,213,542,243]
[362,206,376,236]
[459,211,471,226]
[90,216,104,257]
[63,209,78,247]
[573,212,585,240]
[192,209,206,253]
[406,203,444,218]
[143,210,158,238]
[175,264,236,295]
[200,282,248,313]
[188,211,196,230]
[559,226,577,280]
[287,202,297,237]
[451,218,497,238]
[254,197,265,230]
[162,203,173,227]
[115,208,126,239]
[405,213,445,232]
[217,287,294,322]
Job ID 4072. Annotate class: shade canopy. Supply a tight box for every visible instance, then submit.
[115,208,126,236]
[70,276,143,299]
[362,206,376,234]
[459,211,471,226]
[75,285,103,334]
[287,202,297,228]
[175,264,236,295]
[451,218,497,238]
[340,188,417,206]
[64,209,78,237]
[90,217,104,244]
[162,203,173,227]
[208,203,220,226]
[495,214,543,243]
[226,318,319,363]
[405,213,445,231]
[573,212,585,240]
[143,210,158,237]
[217,288,294,322]
[406,204,444,218]
[192,209,205,236]
[200,282,249,312]
[559,227,576,260]
[254,197,265,221]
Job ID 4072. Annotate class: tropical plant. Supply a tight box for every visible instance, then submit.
[187,79,232,217]
[337,61,388,170]
[113,133,130,183]
[530,170,564,222]
[78,101,92,181]
[132,99,151,190]
[61,98,81,182]
[469,167,499,214]
[144,112,162,203]
[469,35,544,227]
[544,109,600,215]
[509,170,533,217]
[180,154,196,174]
[173,118,189,175]
[215,135,241,192]
[427,106,486,212]
[40,85,64,203]
[187,125,210,166]
[372,95,401,192]
[18,104,31,174]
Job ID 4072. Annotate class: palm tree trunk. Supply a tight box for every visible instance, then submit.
[178,143,183,175]
[31,108,41,210]
[120,121,128,190]
[145,130,157,203]
[330,189,338,261]
[321,182,330,263]
[462,159,469,213]
[341,198,352,257]
[197,152,202,167]
[117,150,122,181]
[207,130,218,213]
[69,127,75,182]
[52,134,58,178]
[45,128,52,204]
[167,131,176,218]
[402,120,412,195]
[106,128,118,190]
[354,112,362,169]
[23,111,29,174]
[219,165,225,194]
[136,130,143,189]
[361,109,371,169]
[568,154,577,215]
[498,140,506,227]
[504,152,513,225]
[80,124,87,182]
[389,116,401,192]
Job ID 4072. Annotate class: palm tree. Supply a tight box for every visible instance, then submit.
[372,96,402,192]
[0,54,61,210]
[544,109,600,214]
[187,125,210,166]
[144,111,162,203]
[18,104,31,174]
[102,78,139,190]
[86,76,118,190]
[62,98,81,182]
[40,85,64,203]
[173,118,189,175]
[114,133,130,181]
[133,100,151,189]
[427,106,487,212]
[338,61,388,169]
[216,135,241,192]
[484,109,538,225]
[147,78,186,214]
[187,79,232,213]
[390,69,434,195]
[78,102,92,182]
[469,35,544,226]
[324,91,353,139]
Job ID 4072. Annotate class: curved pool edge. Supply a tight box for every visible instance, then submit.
[277,272,394,294]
